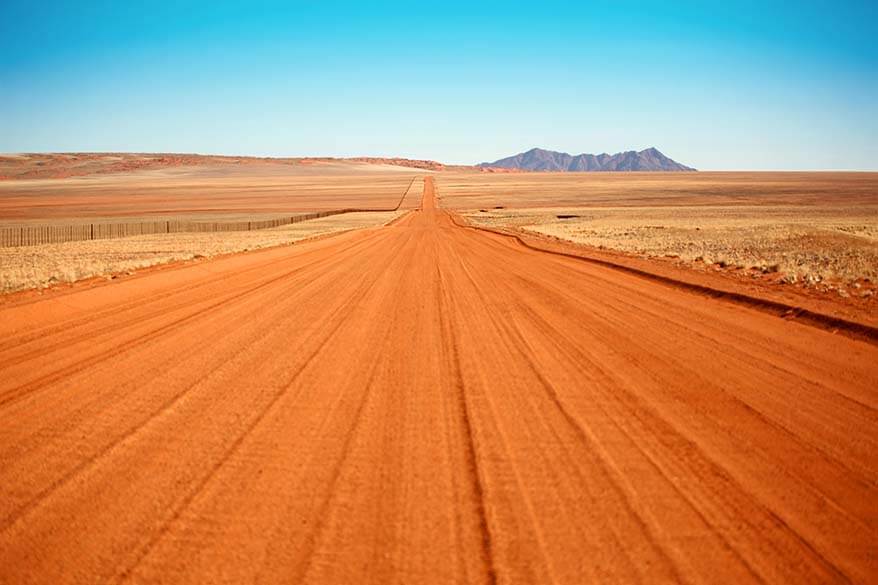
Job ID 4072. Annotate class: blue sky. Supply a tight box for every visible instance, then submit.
[1,1,876,169]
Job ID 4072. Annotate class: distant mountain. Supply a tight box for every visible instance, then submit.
[480,147,695,172]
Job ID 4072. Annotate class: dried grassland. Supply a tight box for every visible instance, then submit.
[464,206,878,293]
[444,172,878,297]
[0,211,404,293]
[438,171,878,208]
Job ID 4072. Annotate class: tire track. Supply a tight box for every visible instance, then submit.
[109,230,410,584]
[435,262,499,585]
[439,226,682,581]
[0,229,400,409]
[481,265,860,581]
[0,246,379,529]
[0,176,874,584]
[0,225,393,359]
[448,213,878,346]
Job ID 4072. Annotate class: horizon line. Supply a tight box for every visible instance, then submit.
[2,151,877,173]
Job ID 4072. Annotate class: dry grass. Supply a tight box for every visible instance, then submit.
[0,211,404,293]
[444,172,878,296]
[463,205,878,287]
[438,171,878,208]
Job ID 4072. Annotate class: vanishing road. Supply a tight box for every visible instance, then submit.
[1,177,875,584]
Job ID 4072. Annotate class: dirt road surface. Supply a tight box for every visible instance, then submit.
[1,177,875,584]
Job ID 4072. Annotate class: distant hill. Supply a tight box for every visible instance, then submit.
[0,153,462,181]
[480,147,695,172]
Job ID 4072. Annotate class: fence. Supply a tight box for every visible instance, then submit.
[0,176,419,248]
[0,210,350,248]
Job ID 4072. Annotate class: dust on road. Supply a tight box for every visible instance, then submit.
[0,178,875,583]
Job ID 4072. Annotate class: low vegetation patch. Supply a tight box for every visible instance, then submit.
[464,205,878,298]
[0,211,403,293]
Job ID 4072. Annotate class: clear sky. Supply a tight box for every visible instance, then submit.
[1,0,876,170]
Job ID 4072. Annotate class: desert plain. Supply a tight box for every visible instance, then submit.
[0,154,876,584]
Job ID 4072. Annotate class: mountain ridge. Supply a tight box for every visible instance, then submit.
[480,147,696,172]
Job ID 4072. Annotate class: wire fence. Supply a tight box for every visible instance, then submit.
[0,211,350,247]
[0,176,419,248]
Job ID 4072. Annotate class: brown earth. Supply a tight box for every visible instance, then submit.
[0,163,422,221]
[0,177,875,584]
[0,153,458,181]
[437,170,878,208]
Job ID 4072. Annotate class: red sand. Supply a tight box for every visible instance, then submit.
[0,178,875,583]
[0,167,421,221]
